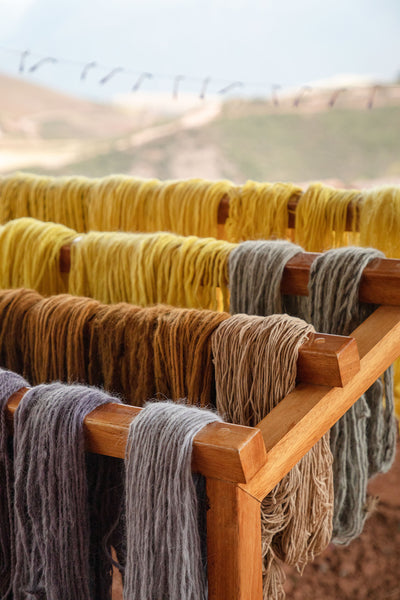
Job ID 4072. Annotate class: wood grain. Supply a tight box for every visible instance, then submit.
[6,390,267,484]
[206,478,263,600]
[242,305,400,501]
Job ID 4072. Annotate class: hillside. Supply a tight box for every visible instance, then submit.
[1,73,400,185]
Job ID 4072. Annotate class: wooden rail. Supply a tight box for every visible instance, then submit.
[217,193,359,229]
[60,241,400,306]
[4,305,399,600]
[5,327,360,459]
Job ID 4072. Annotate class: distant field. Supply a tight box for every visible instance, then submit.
[2,71,400,185]
[20,104,400,185]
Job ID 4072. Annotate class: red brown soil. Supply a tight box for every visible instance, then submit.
[112,441,400,600]
[284,440,400,600]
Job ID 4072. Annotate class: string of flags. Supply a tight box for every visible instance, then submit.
[1,44,399,109]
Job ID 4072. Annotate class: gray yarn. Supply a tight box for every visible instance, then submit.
[0,368,28,600]
[308,246,397,543]
[124,400,223,600]
[228,240,304,315]
[12,382,122,600]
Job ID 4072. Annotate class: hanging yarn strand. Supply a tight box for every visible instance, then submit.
[124,401,223,600]
[212,314,333,600]
[308,246,397,543]
[0,369,29,600]
[12,382,123,600]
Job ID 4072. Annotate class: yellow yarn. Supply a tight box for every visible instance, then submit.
[69,230,235,310]
[359,186,400,258]
[0,217,77,295]
[225,181,302,243]
[87,175,235,238]
[358,186,400,419]
[295,183,360,251]
[0,172,90,232]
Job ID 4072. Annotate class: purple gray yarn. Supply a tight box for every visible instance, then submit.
[124,401,223,600]
[0,368,28,599]
[12,382,123,600]
[308,246,397,543]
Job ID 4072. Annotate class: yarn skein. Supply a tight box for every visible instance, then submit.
[295,183,360,251]
[124,401,223,600]
[212,313,333,600]
[0,368,29,599]
[308,246,397,543]
[13,382,123,600]
[0,217,77,295]
[228,239,304,315]
[225,181,302,243]
[69,230,235,311]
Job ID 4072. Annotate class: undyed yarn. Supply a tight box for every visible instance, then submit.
[0,217,77,295]
[212,313,333,600]
[13,382,123,600]
[308,246,397,543]
[0,369,28,599]
[124,400,223,600]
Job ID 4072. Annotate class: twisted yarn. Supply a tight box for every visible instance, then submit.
[69,231,235,311]
[228,239,303,315]
[212,313,333,600]
[308,246,397,543]
[0,369,28,599]
[225,181,302,243]
[0,217,77,295]
[124,401,223,600]
[13,382,123,600]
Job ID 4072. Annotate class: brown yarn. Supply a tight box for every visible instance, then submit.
[0,289,229,409]
[21,294,101,386]
[89,303,170,405]
[0,288,42,380]
[212,313,333,600]
[153,307,229,407]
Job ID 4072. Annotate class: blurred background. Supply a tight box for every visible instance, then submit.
[1,0,400,187]
[1,2,399,598]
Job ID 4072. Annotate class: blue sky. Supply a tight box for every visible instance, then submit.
[0,0,399,102]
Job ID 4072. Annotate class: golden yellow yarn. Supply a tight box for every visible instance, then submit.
[359,186,400,258]
[86,175,235,238]
[295,183,360,251]
[0,217,77,295]
[0,172,90,232]
[69,230,235,310]
[225,181,302,243]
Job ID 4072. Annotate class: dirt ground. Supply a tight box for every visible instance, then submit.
[283,440,400,600]
[112,441,400,600]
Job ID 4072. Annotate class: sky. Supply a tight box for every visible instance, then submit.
[0,0,399,103]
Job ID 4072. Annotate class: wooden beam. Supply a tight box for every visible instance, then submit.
[217,193,359,230]
[281,253,400,305]
[59,242,400,306]
[242,305,400,501]
[6,389,267,484]
[206,478,263,600]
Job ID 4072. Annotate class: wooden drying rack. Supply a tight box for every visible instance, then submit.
[4,254,400,599]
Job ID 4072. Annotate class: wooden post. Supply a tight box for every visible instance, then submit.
[206,478,263,600]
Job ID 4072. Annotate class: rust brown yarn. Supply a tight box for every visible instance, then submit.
[0,289,229,409]
[0,288,42,380]
[153,307,229,407]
